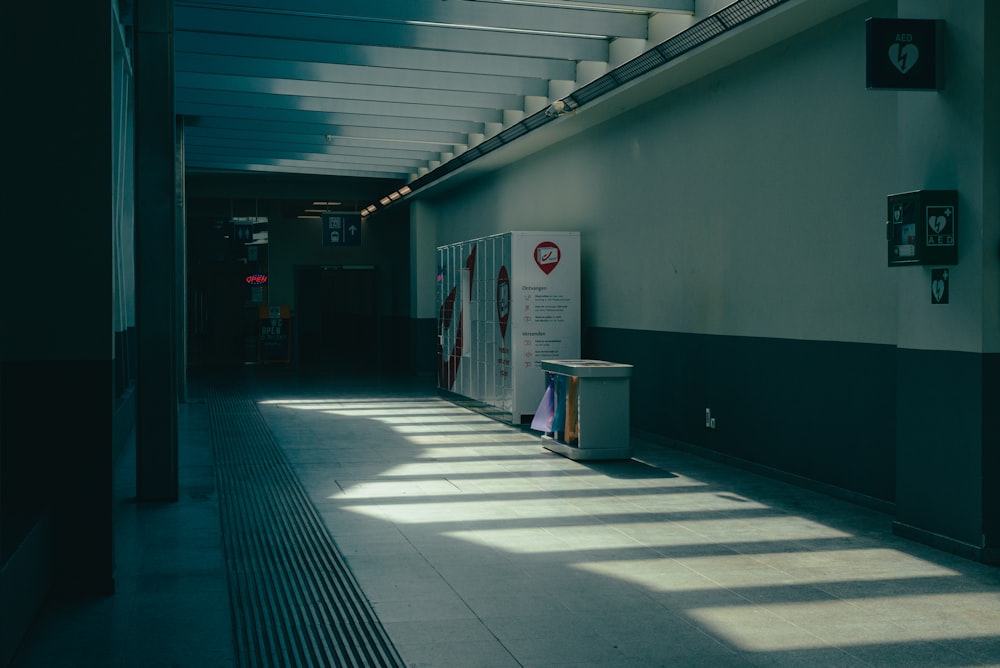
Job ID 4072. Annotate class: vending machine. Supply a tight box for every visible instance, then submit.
[437,231,580,424]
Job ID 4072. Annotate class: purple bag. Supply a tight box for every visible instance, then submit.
[530,377,555,432]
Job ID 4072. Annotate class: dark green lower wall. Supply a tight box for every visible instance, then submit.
[585,328,897,503]
[986,353,1000,556]
[586,327,1000,561]
[894,349,1000,561]
[409,317,438,377]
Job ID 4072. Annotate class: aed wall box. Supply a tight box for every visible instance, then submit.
[866,18,944,90]
[887,190,957,266]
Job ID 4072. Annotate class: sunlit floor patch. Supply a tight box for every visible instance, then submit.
[334,479,463,498]
[260,400,450,410]
[323,407,472,418]
[388,423,508,434]
[401,433,541,445]
[376,415,497,425]
[440,516,850,553]
[415,445,548,458]
[688,592,1000,651]
[374,461,558,476]
[337,484,762,509]
[574,549,960,592]
[666,516,852,541]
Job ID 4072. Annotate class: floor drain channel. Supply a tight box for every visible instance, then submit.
[208,388,405,668]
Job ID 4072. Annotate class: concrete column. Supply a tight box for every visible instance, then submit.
[649,12,695,44]
[410,201,440,375]
[523,96,548,115]
[892,0,999,562]
[609,38,647,67]
[503,109,525,126]
[135,0,178,501]
[577,61,609,87]
[548,80,576,102]
[176,118,188,403]
[4,2,118,613]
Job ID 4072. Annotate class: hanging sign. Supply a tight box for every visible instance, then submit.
[866,18,944,90]
[232,221,254,244]
[321,212,362,247]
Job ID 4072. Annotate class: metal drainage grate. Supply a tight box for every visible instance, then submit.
[208,389,405,668]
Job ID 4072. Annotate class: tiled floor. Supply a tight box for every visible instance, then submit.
[11,384,235,668]
[12,370,1000,667]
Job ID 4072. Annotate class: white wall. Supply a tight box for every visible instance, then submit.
[895,0,998,354]
[431,1,900,346]
[694,0,737,19]
[410,200,440,320]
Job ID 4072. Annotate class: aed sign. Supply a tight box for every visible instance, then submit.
[866,18,943,90]
[887,189,958,267]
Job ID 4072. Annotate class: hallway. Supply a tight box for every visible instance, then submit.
[12,370,1000,667]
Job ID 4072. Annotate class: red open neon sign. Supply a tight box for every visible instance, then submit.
[245,274,268,285]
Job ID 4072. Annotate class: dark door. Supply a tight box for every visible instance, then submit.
[296,266,379,373]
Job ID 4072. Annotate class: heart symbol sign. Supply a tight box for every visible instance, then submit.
[496,265,510,339]
[534,242,561,275]
[928,215,947,233]
[931,268,949,304]
[889,42,919,74]
[932,279,946,302]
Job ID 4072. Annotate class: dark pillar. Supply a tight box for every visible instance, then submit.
[177,118,188,403]
[3,6,118,640]
[892,0,999,563]
[135,0,178,500]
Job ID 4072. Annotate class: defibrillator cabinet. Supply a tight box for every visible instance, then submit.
[887,190,958,266]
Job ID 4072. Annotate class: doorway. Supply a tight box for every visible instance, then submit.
[295,266,379,373]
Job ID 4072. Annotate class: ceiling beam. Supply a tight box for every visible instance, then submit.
[174,53,551,98]
[184,135,443,162]
[495,0,694,12]
[177,98,487,135]
[184,117,469,148]
[174,32,580,81]
[176,0,653,37]
[176,72,526,111]
[175,6,610,62]
[187,160,412,179]
[176,87,504,124]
